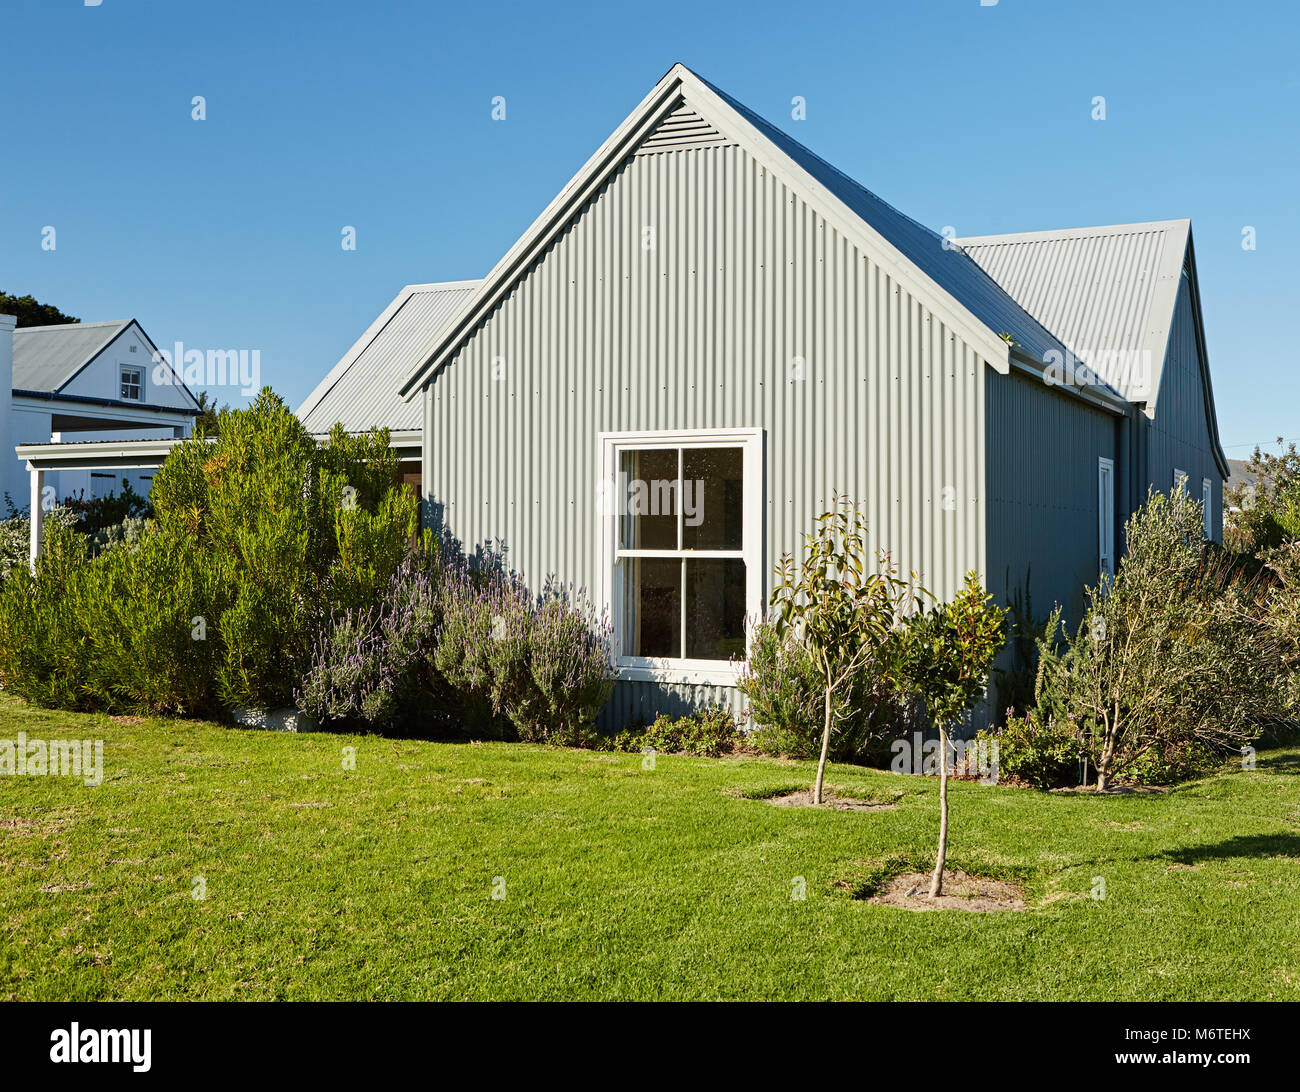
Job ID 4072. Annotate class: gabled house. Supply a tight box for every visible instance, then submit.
[386,63,1228,726]
[0,316,198,511]
[14,64,1231,731]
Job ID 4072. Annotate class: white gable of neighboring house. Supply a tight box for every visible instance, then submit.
[5,318,200,510]
[51,322,199,411]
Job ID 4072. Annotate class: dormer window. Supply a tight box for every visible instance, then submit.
[120,366,143,401]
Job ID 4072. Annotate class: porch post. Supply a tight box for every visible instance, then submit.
[28,465,44,573]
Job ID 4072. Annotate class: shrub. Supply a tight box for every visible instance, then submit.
[1033,488,1286,789]
[1124,739,1217,786]
[612,707,740,757]
[0,520,221,714]
[63,477,151,538]
[0,505,77,584]
[297,552,454,733]
[977,712,1082,790]
[434,566,615,744]
[1224,440,1300,553]
[741,620,903,761]
[0,391,419,717]
[150,391,418,710]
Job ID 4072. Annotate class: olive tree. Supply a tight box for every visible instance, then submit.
[900,573,1006,897]
[1035,488,1285,790]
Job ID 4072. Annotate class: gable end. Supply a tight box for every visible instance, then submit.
[634,100,735,155]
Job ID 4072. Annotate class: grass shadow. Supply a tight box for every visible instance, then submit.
[1162,833,1300,865]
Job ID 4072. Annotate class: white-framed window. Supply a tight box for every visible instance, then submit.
[1173,468,1188,495]
[1202,477,1214,541]
[599,428,763,685]
[1098,456,1115,579]
[120,366,143,401]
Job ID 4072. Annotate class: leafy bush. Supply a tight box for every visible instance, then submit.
[63,477,152,538]
[1123,739,1217,786]
[1032,488,1286,789]
[0,390,420,717]
[741,619,903,761]
[149,390,418,710]
[0,520,221,713]
[1224,440,1300,553]
[434,566,615,744]
[0,505,77,584]
[297,552,456,733]
[977,712,1082,790]
[611,707,740,757]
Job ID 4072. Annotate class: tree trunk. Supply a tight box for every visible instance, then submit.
[1096,721,1117,792]
[929,725,949,898]
[813,683,832,806]
[1096,742,1113,791]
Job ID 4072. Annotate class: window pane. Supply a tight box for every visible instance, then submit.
[619,449,677,550]
[685,558,746,660]
[623,557,681,658]
[682,448,743,550]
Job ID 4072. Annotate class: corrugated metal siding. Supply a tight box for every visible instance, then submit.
[299,283,479,433]
[1148,273,1223,540]
[985,368,1118,629]
[423,142,987,727]
[957,222,1187,402]
[598,681,747,731]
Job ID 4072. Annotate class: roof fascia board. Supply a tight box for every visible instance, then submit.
[130,320,204,412]
[297,285,419,420]
[397,74,687,399]
[675,72,1013,373]
[1006,346,1128,417]
[1135,220,1190,416]
[954,218,1192,248]
[13,389,198,418]
[399,65,1013,398]
[1179,231,1231,478]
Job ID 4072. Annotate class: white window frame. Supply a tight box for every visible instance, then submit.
[120,365,143,401]
[1202,477,1214,541]
[1098,456,1115,579]
[598,428,763,686]
[1173,468,1188,495]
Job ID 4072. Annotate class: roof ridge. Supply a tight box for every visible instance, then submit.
[954,219,1191,245]
[15,319,130,333]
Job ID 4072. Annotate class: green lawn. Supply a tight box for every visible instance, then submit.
[2,694,1298,1001]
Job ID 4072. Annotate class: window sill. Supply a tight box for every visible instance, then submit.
[615,659,742,687]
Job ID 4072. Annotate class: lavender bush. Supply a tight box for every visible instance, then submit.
[300,555,615,741]
[435,568,615,744]
[297,556,446,732]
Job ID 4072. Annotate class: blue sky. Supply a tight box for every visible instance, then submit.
[2,0,1295,456]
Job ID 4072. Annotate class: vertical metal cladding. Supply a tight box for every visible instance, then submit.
[1147,276,1223,540]
[423,143,987,726]
[984,368,1118,627]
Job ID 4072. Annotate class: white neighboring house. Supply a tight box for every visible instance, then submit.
[0,315,199,512]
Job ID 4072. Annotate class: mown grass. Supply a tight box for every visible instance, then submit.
[2,694,1298,1000]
